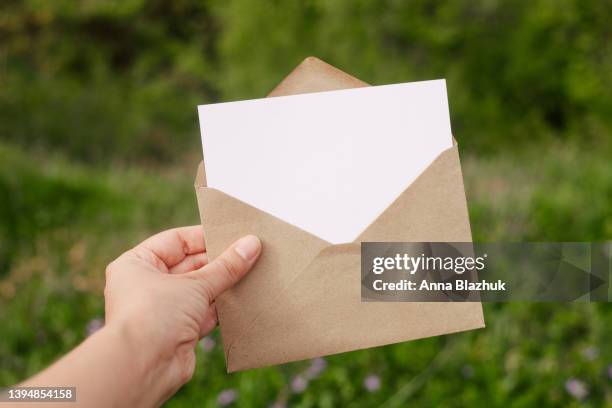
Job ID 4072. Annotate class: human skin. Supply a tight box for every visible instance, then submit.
[17,226,262,407]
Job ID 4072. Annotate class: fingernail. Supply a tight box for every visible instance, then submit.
[234,235,261,261]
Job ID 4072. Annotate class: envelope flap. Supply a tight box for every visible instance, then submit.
[358,143,472,242]
[268,57,369,96]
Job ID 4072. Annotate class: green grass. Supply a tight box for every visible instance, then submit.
[0,141,610,406]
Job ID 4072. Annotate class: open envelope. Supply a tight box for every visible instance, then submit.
[195,57,485,372]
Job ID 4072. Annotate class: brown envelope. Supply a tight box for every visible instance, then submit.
[195,57,485,372]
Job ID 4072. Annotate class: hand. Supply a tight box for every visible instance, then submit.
[104,226,261,404]
[21,227,261,408]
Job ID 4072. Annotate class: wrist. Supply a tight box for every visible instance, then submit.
[103,320,176,407]
[21,318,178,408]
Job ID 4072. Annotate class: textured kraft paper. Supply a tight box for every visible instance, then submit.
[195,57,485,372]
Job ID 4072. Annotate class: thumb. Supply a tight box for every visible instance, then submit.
[189,235,262,302]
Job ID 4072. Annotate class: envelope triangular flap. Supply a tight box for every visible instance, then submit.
[358,144,470,242]
[194,57,484,372]
[268,56,369,97]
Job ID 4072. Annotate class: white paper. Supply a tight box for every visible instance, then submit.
[198,80,453,244]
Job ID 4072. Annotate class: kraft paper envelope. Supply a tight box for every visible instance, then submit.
[195,57,485,372]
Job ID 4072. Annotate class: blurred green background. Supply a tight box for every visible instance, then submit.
[1,1,611,406]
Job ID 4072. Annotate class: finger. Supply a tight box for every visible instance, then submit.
[199,303,218,338]
[132,226,206,271]
[169,252,209,274]
[189,235,261,301]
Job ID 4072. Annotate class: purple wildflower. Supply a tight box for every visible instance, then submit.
[85,318,104,337]
[305,357,327,379]
[363,374,381,392]
[199,336,215,352]
[565,378,588,400]
[607,365,612,380]
[217,389,238,406]
[291,376,308,394]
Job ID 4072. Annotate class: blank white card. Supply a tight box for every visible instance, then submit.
[198,80,453,244]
